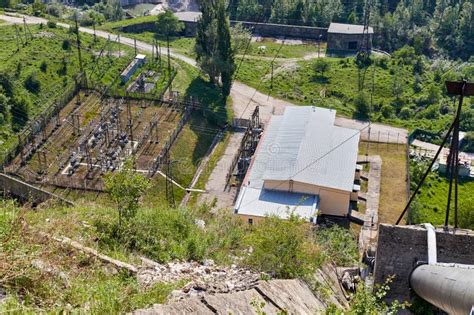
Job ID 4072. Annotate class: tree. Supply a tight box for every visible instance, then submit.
[0,92,10,126]
[381,104,393,119]
[244,214,320,278]
[216,0,235,97]
[460,132,474,153]
[195,0,234,96]
[354,92,369,118]
[62,39,71,50]
[312,58,330,77]
[230,23,252,54]
[104,159,150,225]
[155,10,184,73]
[24,73,41,94]
[11,95,30,132]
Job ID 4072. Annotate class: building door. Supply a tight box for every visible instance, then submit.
[348,41,358,50]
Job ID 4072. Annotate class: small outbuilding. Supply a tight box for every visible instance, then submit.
[327,22,373,53]
[120,54,147,84]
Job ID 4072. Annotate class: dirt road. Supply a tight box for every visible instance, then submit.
[0,13,408,145]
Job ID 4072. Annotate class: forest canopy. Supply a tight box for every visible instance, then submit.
[228,0,473,59]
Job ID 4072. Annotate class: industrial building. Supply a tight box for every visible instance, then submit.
[120,54,147,83]
[327,23,373,53]
[234,106,360,224]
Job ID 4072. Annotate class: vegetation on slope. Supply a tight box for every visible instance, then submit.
[0,23,132,160]
[408,160,474,229]
[0,196,360,312]
[236,47,473,132]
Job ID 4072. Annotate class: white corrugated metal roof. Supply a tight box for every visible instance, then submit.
[235,186,318,221]
[328,22,374,34]
[235,106,360,219]
[258,106,359,192]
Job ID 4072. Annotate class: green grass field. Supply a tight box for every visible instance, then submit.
[408,168,474,228]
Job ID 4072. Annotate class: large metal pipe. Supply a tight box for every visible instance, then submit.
[410,263,474,315]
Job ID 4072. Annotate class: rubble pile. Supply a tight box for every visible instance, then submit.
[137,259,262,300]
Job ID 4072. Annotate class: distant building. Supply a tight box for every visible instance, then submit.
[438,151,473,177]
[327,23,373,53]
[120,54,147,84]
[234,106,361,224]
[119,0,160,7]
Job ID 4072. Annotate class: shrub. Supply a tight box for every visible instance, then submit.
[39,61,47,73]
[62,39,70,50]
[399,107,413,119]
[312,58,331,77]
[354,92,370,118]
[381,104,393,119]
[314,225,358,266]
[243,214,321,278]
[24,73,41,93]
[46,20,57,28]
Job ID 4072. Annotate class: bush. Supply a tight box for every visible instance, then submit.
[399,107,413,119]
[62,39,70,50]
[314,225,358,266]
[24,73,41,93]
[354,92,370,118]
[39,61,47,73]
[243,214,321,278]
[381,104,393,119]
[46,20,56,28]
[312,58,331,77]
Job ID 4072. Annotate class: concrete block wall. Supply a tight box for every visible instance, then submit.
[119,20,328,40]
[0,173,72,206]
[374,224,474,303]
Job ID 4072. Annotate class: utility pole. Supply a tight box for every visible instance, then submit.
[318,34,322,58]
[74,16,86,88]
[152,40,155,60]
[165,152,175,208]
[444,80,473,229]
[118,34,121,58]
[93,23,97,43]
[22,18,28,44]
[134,38,137,56]
[14,24,21,50]
[395,80,473,226]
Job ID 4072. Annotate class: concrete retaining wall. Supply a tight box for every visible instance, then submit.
[0,173,72,206]
[374,224,474,303]
[119,20,328,40]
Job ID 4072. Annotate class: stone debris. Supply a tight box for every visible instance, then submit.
[137,259,262,301]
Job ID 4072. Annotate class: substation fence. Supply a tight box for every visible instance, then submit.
[147,97,197,177]
[1,77,82,170]
[225,106,263,188]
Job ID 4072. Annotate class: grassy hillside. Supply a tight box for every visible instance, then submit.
[0,198,359,312]
[0,23,133,160]
[408,163,474,229]
[235,53,473,132]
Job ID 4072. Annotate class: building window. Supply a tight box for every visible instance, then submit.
[248,218,253,225]
[348,41,358,50]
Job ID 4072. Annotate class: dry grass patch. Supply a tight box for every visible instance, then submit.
[359,142,408,224]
